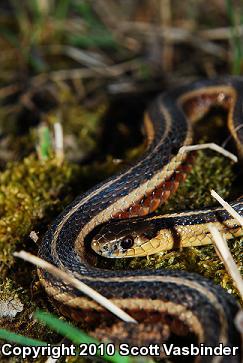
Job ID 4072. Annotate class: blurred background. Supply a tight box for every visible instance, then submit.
[0,0,242,164]
[0,0,242,349]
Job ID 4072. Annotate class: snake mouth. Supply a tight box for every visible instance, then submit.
[91,238,136,258]
[91,240,122,258]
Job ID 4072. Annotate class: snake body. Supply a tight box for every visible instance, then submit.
[38,77,243,362]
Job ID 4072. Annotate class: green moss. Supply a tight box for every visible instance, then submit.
[126,238,242,298]
[57,91,108,160]
[0,98,107,273]
[0,155,79,276]
[161,149,235,212]
[0,279,59,356]
[0,153,84,348]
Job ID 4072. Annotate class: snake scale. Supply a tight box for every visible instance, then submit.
[38,77,243,362]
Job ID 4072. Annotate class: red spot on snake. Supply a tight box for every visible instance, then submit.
[114,155,194,219]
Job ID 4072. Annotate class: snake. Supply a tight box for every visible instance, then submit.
[38,77,243,362]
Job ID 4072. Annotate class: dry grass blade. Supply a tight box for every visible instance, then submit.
[208,225,243,300]
[45,357,57,363]
[211,190,243,227]
[200,25,243,40]
[0,84,19,98]
[120,22,227,58]
[53,122,64,162]
[179,143,238,162]
[31,59,141,86]
[13,251,137,324]
[29,231,39,244]
[159,0,173,72]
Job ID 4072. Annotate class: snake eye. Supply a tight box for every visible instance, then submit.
[120,235,134,250]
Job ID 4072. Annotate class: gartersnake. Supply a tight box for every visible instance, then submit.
[38,77,243,362]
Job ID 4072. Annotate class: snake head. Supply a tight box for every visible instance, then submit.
[91,218,159,258]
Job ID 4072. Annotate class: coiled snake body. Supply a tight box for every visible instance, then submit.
[38,77,243,362]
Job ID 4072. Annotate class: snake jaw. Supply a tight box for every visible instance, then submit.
[91,239,119,258]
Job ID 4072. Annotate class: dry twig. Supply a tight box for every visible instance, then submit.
[53,122,64,163]
[179,143,238,163]
[211,190,243,227]
[13,251,137,324]
[208,225,243,300]
[119,22,227,59]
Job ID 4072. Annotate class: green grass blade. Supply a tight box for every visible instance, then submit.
[74,1,99,27]
[0,28,20,48]
[55,0,71,20]
[27,0,41,20]
[225,0,242,74]
[0,328,47,346]
[35,310,131,363]
[68,33,117,49]
[37,125,52,160]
